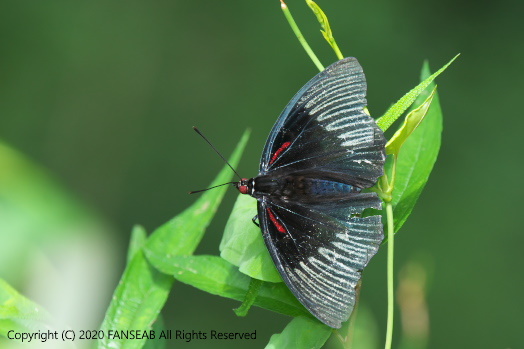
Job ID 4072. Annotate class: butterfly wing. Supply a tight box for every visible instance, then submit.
[257,58,386,328]
[260,57,385,188]
[258,193,383,328]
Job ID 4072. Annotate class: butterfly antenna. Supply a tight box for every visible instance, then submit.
[192,126,243,180]
[188,182,236,194]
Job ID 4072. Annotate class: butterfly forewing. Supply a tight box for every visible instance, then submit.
[260,58,384,189]
[255,57,386,328]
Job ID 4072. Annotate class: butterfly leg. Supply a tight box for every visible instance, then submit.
[251,215,260,227]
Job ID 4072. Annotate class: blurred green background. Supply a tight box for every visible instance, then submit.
[0,0,522,348]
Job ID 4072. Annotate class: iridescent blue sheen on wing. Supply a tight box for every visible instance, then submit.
[308,179,358,195]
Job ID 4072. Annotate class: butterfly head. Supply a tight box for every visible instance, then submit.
[236,178,254,195]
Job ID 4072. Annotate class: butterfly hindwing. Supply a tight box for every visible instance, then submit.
[258,193,383,328]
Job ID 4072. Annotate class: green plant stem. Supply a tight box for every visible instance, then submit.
[389,155,397,192]
[280,0,324,71]
[332,43,344,61]
[385,202,395,349]
[234,278,263,316]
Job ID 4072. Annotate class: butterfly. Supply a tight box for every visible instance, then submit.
[235,57,386,328]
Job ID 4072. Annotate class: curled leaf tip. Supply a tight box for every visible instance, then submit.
[306,0,344,59]
[386,87,437,156]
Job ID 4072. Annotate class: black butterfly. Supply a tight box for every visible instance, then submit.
[235,57,386,328]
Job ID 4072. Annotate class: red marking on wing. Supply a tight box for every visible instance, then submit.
[269,141,292,165]
[266,208,287,234]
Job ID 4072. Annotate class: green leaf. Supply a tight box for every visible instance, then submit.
[143,315,166,349]
[98,250,172,349]
[165,255,309,318]
[328,304,379,349]
[388,62,444,233]
[145,129,251,261]
[220,194,281,283]
[0,278,55,338]
[0,142,107,283]
[386,88,436,156]
[376,54,458,132]
[351,305,379,349]
[127,225,148,264]
[265,316,332,349]
[99,131,250,349]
